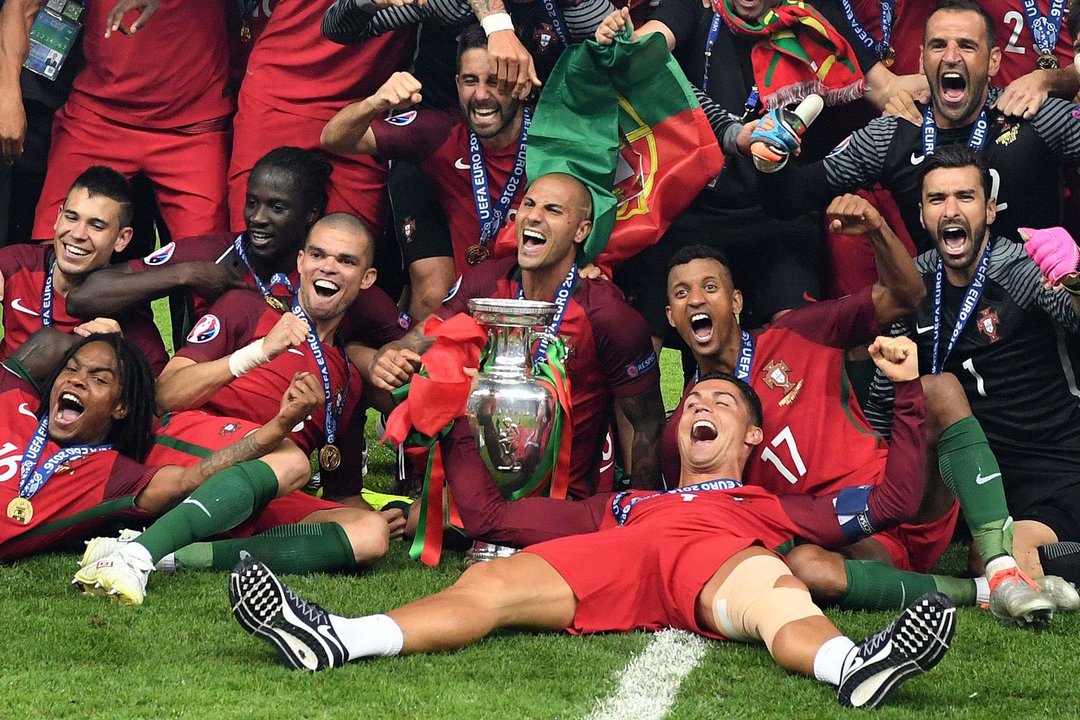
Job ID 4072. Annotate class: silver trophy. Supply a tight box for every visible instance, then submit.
[463,298,559,565]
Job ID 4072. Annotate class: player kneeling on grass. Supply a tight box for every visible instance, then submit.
[229,336,956,709]
[0,331,311,567]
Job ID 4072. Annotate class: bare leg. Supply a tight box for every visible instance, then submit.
[1013,520,1059,578]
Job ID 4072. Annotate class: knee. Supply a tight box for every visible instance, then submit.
[920,372,971,434]
[785,545,849,604]
[264,440,313,495]
[337,509,391,566]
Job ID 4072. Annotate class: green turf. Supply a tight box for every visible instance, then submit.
[5,323,1079,719]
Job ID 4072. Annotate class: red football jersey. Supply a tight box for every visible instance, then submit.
[663,287,888,496]
[0,244,169,375]
[176,289,361,455]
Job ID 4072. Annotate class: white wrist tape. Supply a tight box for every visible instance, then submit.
[480,12,515,35]
[228,339,269,378]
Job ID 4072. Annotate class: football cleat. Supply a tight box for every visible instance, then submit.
[78,529,143,568]
[988,567,1055,627]
[229,557,347,671]
[73,549,154,606]
[1036,575,1080,612]
[838,592,956,708]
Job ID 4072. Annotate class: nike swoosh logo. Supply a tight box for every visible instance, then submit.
[976,472,1001,485]
[454,158,470,170]
[910,152,925,165]
[239,550,252,561]
[916,324,935,334]
[182,498,213,518]
[17,402,36,419]
[287,348,305,356]
[10,298,39,317]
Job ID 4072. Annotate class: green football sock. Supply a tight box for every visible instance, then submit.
[937,417,1013,564]
[136,460,279,564]
[173,522,356,574]
[839,560,977,610]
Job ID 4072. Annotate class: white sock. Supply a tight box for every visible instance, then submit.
[974,576,991,605]
[985,555,1018,579]
[813,635,856,686]
[328,613,404,660]
[125,541,155,569]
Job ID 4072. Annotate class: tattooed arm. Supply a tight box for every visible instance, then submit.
[617,386,665,491]
[135,372,321,512]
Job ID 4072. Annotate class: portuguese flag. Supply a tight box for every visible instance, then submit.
[495,26,724,274]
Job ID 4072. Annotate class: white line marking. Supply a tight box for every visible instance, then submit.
[585,629,707,720]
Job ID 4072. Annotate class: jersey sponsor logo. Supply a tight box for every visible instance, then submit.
[761,359,803,406]
[976,471,1002,485]
[454,158,470,171]
[17,402,36,419]
[443,275,463,302]
[915,323,935,334]
[143,242,176,266]
[977,308,1001,343]
[910,152,926,165]
[386,110,417,127]
[9,298,40,317]
[625,351,658,379]
[187,314,221,344]
[826,135,852,158]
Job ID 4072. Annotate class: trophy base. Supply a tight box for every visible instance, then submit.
[464,541,519,567]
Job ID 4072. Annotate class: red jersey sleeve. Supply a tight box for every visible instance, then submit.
[175,289,265,362]
[769,285,878,350]
[118,311,169,376]
[128,234,235,273]
[370,109,458,164]
[435,257,514,319]
[585,282,660,398]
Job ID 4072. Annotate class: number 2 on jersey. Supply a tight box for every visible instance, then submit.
[759,426,807,485]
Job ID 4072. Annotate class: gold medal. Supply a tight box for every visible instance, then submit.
[466,244,490,266]
[265,294,289,313]
[240,20,252,43]
[879,46,896,68]
[319,444,341,471]
[1038,52,1059,70]
[7,497,33,525]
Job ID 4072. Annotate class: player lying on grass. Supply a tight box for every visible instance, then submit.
[0,331,312,562]
[230,335,956,709]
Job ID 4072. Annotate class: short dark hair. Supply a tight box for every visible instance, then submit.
[696,371,763,429]
[456,25,488,70]
[69,166,134,228]
[926,0,996,47]
[667,245,732,275]
[308,211,374,267]
[40,333,156,462]
[250,146,333,218]
[919,144,993,200]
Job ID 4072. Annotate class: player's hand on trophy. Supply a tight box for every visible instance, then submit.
[1020,226,1080,286]
[275,371,323,431]
[263,312,311,360]
[595,7,631,45]
[370,347,422,391]
[74,317,122,336]
[825,193,884,236]
[372,72,424,113]
[869,336,918,383]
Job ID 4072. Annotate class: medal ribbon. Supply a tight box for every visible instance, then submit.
[1022,0,1065,57]
[838,0,892,59]
[234,234,294,299]
[290,298,347,445]
[701,13,760,117]
[469,107,531,245]
[921,100,990,157]
[931,237,994,374]
[692,330,754,384]
[539,0,570,46]
[517,262,577,370]
[41,258,55,328]
[18,416,111,500]
[612,478,743,525]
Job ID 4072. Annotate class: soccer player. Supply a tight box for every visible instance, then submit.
[229,339,957,710]
[0,331,313,562]
[321,26,530,318]
[0,166,168,374]
[371,172,664,495]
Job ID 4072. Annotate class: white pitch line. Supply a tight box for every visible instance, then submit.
[584,629,708,720]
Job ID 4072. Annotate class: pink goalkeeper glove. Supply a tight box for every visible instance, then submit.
[1020,226,1080,286]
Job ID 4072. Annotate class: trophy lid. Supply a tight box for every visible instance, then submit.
[468,298,557,328]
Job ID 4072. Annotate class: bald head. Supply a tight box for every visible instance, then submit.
[308,212,374,268]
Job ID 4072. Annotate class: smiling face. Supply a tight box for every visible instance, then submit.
[729,0,779,22]
[920,165,996,281]
[243,166,318,262]
[47,341,128,447]
[52,187,132,284]
[676,378,762,475]
[296,219,376,325]
[921,8,1000,128]
[515,174,592,273]
[456,48,523,146]
[666,258,743,360]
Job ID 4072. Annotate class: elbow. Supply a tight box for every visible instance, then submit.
[64,286,91,317]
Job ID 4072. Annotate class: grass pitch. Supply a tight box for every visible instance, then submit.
[3,306,1079,719]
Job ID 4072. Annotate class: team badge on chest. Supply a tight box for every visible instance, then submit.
[977,308,1001,343]
[995,123,1019,147]
[762,360,804,406]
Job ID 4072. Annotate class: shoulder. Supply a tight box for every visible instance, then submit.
[0,243,47,270]
[913,248,939,276]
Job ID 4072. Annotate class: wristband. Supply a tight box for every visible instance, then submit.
[228,339,269,378]
[1060,273,1080,296]
[480,12,515,35]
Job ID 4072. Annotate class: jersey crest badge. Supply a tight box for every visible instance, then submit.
[187,314,221,344]
[219,422,240,436]
[995,123,1019,147]
[977,308,1001,343]
[532,24,558,53]
[386,111,417,127]
[144,242,176,266]
[401,216,416,243]
[762,359,804,407]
